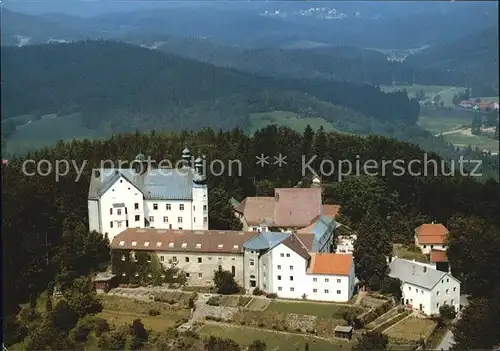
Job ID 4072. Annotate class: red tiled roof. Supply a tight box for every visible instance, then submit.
[415,223,449,245]
[322,204,341,218]
[237,188,322,228]
[307,253,353,276]
[430,250,448,263]
[111,228,257,254]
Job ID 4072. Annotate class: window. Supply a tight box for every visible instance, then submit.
[446,289,449,294]
[126,220,129,227]
[193,217,196,223]
[442,280,444,284]
[325,278,329,283]
[179,204,184,211]
[249,259,255,266]
[117,209,122,215]
[149,216,154,223]
[166,204,171,210]
[451,299,454,304]
[169,224,172,229]
[446,278,449,283]
[337,279,341,283]
[436,303,440,307]
[453,287,456,292]
[431,245,434,249]
[324,289,329,293]
[277,265,281,270]
[186,273,190,278]
[110,221,113,228]
[289,265,293,270]
[278,287,282,291]
[198,257,202,263]
[203,205,207,211]
[290,276,293,281]
[162,216,169,223]
[198,273,202,278]
[409,286,412,291]
[286,253,290,257]
[231,266,235,277]
[436,291,440,296]
[153,203,158,210]
[313,278,317,282]
[135,215,140,221]
[193,206,195,211]
[423,245,426,248]
[178,217,183,223]
[110,208,113,214]
[444,301,447,305]
[134,203,139,210]
[160,256,164,262]
[172,257,178,263]
[313,289,317,293]
[290,287,294,292]
[117,221,122,228]
[278,276,281,280]
[121,255,125,261]
[336,290,341,294]
[280,253,284,257]
[416,288,419,293]
[203,217,208,224]
[185,257,189,262]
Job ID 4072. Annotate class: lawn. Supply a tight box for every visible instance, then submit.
[393,244,429,263]
[441,132,499,152]
[266,300,362,318]
[199,324,351,351]
[96,295,190,332]
[219,295,253,308]
[384,317,437,344]
[248,110,336,135]
[417,114,472,135]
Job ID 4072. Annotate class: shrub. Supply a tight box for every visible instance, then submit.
[267,293,277,299]
[94,318,110,337]
[258,323,265,328]
[148,309,160,316]
[206,296,221,306]
[240,321,246,325]
[252,288,264,296]
[439,305,457,320]
[271,325,277,330]
[295,328,302,333]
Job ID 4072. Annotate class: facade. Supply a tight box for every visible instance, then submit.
[414,223,449,254]
[243,231,355,302]
[110,228,256,286]
[389,258,460,316]
[88,149,208,241]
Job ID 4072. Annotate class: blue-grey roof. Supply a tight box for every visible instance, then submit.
[243,232,290,251]
[388,258,456,290]
[309,215,338,241]
[88,167,196,200]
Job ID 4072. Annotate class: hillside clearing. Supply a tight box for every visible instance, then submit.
[248,111,337,135]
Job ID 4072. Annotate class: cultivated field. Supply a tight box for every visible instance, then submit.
[2,113,104,155]
[248,110,336,135]
[96,295,190,332]
[265,300,361,318]
[198,324,349,351]
[384,316,437,345]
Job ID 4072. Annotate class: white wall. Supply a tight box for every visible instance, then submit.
[192,186,208,230]
[415,236,447,254]
[430,274,460,315]
[144,200,192,230]
[401,283,433,315]
[306,273,352,302]
[269,244,308,299]
[100,175,145,241]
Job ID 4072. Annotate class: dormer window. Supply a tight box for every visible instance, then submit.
[181,243,187,248]
[131,241,137,246]
[119,241,125,246]
[217,244,223,249]
[196,243,201,249]
[168,242,174,248]
[156,242,162,247]
[144,241,149,247]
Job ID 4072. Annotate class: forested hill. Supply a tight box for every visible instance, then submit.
[2,40,420,131]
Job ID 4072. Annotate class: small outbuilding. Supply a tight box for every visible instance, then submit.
[334,325,354,340]
[93,272,118,293]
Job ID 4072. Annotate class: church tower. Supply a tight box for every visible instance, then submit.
[192,155,208,230]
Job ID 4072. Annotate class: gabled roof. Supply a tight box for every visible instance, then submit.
[297,215,339,242]
[322,204,341,218]
[307,253,353,276]
[242,231,315,253]
[415,223,449,245]
[280,233,310,260]
[111,228,256,254]
[236,188,322,227]
[430,250,448,263]
[388,258,458,290]
[88,168,195,200]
